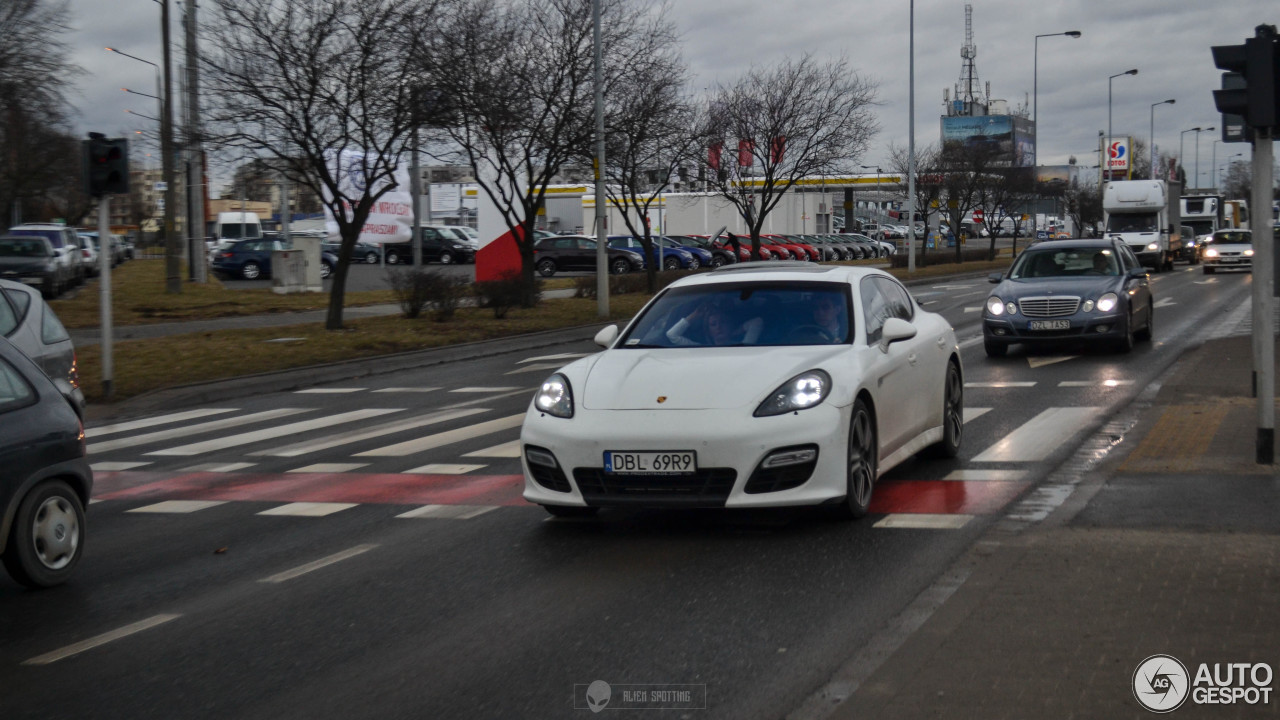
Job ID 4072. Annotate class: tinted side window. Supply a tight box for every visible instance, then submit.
[6,287,32,320]
[0,357,35,413]
[876,278,915,321]
[0,291,17,336]
[41,303,70,344]
[860,277,892,345]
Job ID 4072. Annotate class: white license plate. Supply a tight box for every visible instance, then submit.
[604,451,697,475]
[1029,320,1070,330]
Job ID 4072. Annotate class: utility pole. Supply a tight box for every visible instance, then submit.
[1251,127,1274,464]
[161,0,180,293]
[184,0,206,282]
[592,0,608,317]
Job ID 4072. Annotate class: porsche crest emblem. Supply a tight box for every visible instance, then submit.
[656,396,667,404]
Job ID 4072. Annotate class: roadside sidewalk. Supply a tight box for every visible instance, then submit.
[818,326,1280,718]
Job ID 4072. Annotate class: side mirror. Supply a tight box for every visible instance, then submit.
[988,272,1003,284]
[1127,267,1148,279]
[594,324,619,348]
[879,317,917,351]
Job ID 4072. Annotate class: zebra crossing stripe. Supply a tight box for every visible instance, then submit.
[251,408,488,458]
[964,381,1037,388]
[257,502,357,517]
[128,500,227,514]
[91,461,152,472]
[287,463,369,473]
[962,407,991,424]
[463,439,522,458]
[354,414,526,457]
[403,464,487,475]
[89,408,313,454]
[396,505,497,520]
[147,409,404,457]
[294,388,364,394]
[86,408,237,439]
[874,514,972,529]
[178,462,257,473]
[971,407,1101,462]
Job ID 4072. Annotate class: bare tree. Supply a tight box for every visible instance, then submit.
[1065,178,1103,238]
[700,55,878,259]
[427,0,672,292]
[203,0,440,330]
[1222,159,1251,200]
[888,142,944,266]
[597,46,697,292]
[938,142,1002,263]
[977,167,1036,258]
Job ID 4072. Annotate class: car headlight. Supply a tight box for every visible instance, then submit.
[1097,292,1119,313]
[1146,242,1159,251]
[1204,248,1219,258]
[986,296,1005,316]
[1244,249,1255,257]
[534,374,574,418]
[755,370,832,417]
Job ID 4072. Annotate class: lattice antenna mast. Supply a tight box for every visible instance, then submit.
[954,4,985,114]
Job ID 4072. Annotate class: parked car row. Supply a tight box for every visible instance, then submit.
[210,238,340,280]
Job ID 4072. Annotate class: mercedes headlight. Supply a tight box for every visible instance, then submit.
[534,374,574,418]
[1096,292,1119,313]
[755,370,832,417]
[986,296,1006,316]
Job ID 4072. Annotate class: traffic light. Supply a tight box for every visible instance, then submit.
[1212,24,1279,135]
[83,133,129,197]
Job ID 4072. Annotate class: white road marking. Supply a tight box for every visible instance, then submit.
[23,614,182,665]
[258,544,378,584]
[874,514,973,529]
[355,414,526,457]
[450,386,521,393]
[147,409,403,456]
[964,381,1036,388]
[128,500,227,514]
[178,462,257,473]
[252,408,488,458]
[403,463,487,474]
[943,469,1026,481]
[972,407,1101,462]
[930,283,977,290]
[257,502,358,517]
[90,461,152,472]
[921,301,939,306]
[519,352,591,364]
[963,306,982,313]
[89,408,311,454]
[463,439,522,458]
[287,463,369,473]
[293,388,364,394]
[372,387,440,393]
[506,362,568,375]
[1058,379,1134,387]
[1154,297,1177,309]
[86,409,237,438]
[442,387,536,409]
[962,407,991,423]
[396,505,498,520]
[1194,278,1217,285]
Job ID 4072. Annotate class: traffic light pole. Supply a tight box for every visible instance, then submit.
[97,197,114,400]
[1251,128,1274,464]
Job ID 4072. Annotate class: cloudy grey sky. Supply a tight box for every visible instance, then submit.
[65,0,1271,191]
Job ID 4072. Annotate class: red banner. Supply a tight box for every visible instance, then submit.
[708,143,722,171]
[770,136,786,164]
[738,139,754,167]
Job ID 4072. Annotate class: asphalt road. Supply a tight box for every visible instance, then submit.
[0,260,1254,719]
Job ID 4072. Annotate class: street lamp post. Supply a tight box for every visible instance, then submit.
[1193,126,1215,192]
[907,0,915,272]
[1033,30,1082,171]
[1149,98,1175,178]
[1179,127,1201,185]
[1106,68,1138,183]
[860,165,881,221]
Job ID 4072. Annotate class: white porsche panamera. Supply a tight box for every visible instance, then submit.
[520,263,963,519]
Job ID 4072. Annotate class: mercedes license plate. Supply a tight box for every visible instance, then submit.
[1029,320,1070,331]
[604,451,696,475]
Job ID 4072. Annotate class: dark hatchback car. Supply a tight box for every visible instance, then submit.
[211,239,338,280]
[983,238,1153,356]
[383,226,475,265]
[0,235,64,298]
[534,236,644,276]
[0,335,92,588]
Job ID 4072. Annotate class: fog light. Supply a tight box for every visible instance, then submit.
[525,446,558,468]
[992,327,1007,336]
[1095,325,1110,333]
[762,447,818,468]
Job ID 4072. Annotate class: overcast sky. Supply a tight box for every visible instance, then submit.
[65,0,1271,192]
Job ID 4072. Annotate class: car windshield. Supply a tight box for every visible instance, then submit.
[1106,213,1158,233]
[1010,247,1120,278]
[1213,231,1251,245]
[621,281,852,348]
[0,238,49,257]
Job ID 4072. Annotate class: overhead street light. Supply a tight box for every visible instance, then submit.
[1179,127,1202,185]
[1149,99,1174,178]
[1033,30,1082,170]
[1107,68,1139,182]
[126,109,159,122]
[1193,126,1215,191]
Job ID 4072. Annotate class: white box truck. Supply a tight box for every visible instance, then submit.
[1102,180,1182,272]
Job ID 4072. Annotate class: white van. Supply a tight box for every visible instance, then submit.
[214,212,263,241]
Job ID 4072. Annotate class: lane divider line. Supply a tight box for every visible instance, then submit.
[23,614,182,666]
[258,544,378,584]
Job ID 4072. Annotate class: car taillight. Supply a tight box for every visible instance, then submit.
[77,419,86,455]
[220,252,234,258]
[69,351,79,388]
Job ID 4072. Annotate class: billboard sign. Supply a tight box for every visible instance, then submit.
[1106,137,1131,173]
[940,115,1034,167]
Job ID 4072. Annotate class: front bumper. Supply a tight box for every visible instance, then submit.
[983,312,1127,345]
[0,270,52,287]
[1204,255,1252,270]
[520,403,848,509]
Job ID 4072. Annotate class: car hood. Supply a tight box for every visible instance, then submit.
[581,346,846,410]
[994,276,1117,297]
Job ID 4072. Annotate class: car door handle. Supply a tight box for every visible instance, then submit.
[907,353,918,365]
[936,337,946,348]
